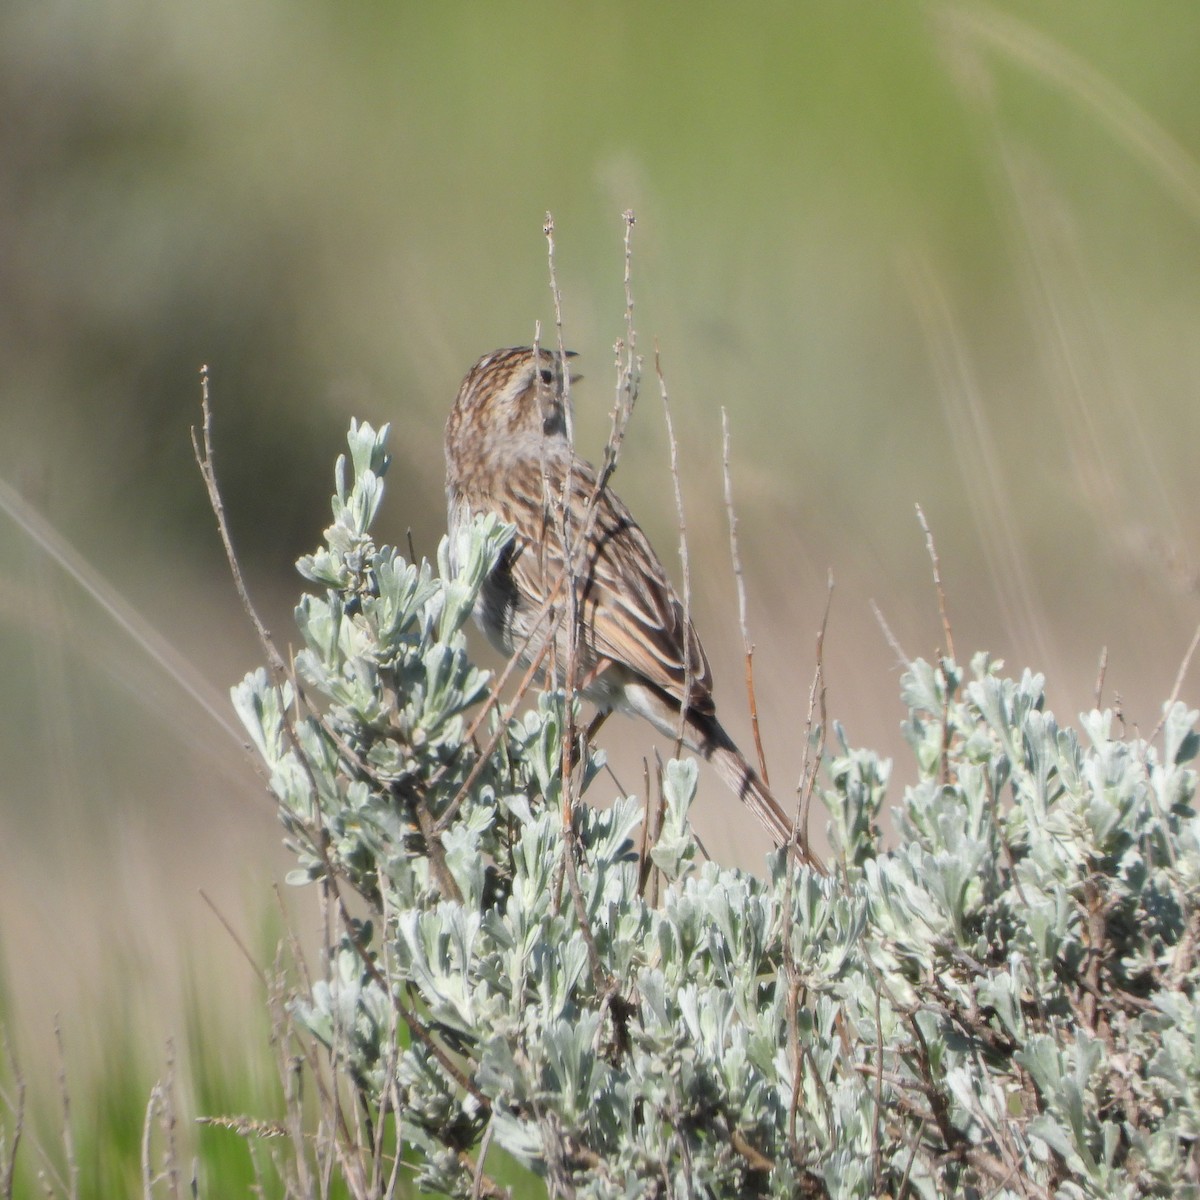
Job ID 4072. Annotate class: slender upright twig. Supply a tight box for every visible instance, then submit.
[541,213,643,996]
[795,572,833,848]
[636,757,655,898]
[721,409,770,785]
[0,1032,25,1200]
[870,599,911,668]
[543,216,583,836]
[782,572,832,1155]
[54,1022,78,1200]
[433,574,567,833]
[471,1119,497,1200]
[140,1084,157,1200]
[903,252,1051,675]
[545,212,573,440]
[192,368,288,686]
[1093,645,1108,709]
[198,890,269,991]
[655,344,693,756]
[915,504,955,664]
[1151,620,1200,743]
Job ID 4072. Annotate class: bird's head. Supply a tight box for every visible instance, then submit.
[445,346,580,479]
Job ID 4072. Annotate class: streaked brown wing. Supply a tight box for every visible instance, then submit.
[498,453,714,715]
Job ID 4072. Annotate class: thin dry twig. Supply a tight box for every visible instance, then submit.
[895,1115,927,1200]
[564,213,643,661]
[573,212,643,582]
[535,213,643,996]
[543,219,612,909]
[637,760,669,908]
[470,1118,497,1200]
[433,577,566,833]
[264,945,318,1197]
[915,503,955,663]
[266,895,358,1169]
[0,1032,25,1200]
[53,1023,78,1200]
[160,1043,182,1200]
[199,889,269,991]
[432,571,568,786]
[618,209,638,421]
[721,408,770,785]
[795,572,833,852]
[0,471,247,751]
[902,251,1053,675]
[554,220,642,612]
[636,757,653,891]
[1150,619,1200,743]
[782,570,833,1157]
[870,598,911,670]
[544,213,573,437]
[1093,645,1109,710]
[198,416,379,900]
[192,367,289,686]
[655,344,693,758]
[368,887,404,1193]
[140,1084,158,1200]
[326,926,369,1200]
[727,1129,773,1175]
[543,217,583,840]
[871,976,885,1192]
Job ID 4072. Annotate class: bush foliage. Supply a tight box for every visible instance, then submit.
[232,420,1200,1198]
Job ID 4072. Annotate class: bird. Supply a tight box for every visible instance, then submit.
[444,346,821,867]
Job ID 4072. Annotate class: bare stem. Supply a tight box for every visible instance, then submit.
[543,213,583,836]
[870,599,911,667]
[0,1032,25,1200]
[199,889,270,991]
[655,344,693,755]
[544,213,573,437]
[1151,619,1200,743]
[795,572,833,853]
[915,503,955,663]
[721,408,770,785]
[0,451,245,750]
[54,1022,78,1200]
[1093,645,1108,709]
[192,368,289,686]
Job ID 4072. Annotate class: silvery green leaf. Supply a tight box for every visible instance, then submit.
[1163,701,1200,767]
[346,417,390,481]
[650,757,698,880]
[488,1110,546,1170]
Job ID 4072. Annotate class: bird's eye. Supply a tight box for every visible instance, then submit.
[539,368,554,385]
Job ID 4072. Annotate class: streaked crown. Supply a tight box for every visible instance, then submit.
[445,346,579,484]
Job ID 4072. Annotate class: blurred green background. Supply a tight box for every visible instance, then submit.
[2,0,1199,1176]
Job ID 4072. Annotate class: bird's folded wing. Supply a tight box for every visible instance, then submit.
[503,455,714,715]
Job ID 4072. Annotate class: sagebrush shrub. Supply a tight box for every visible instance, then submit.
[234,421,1200,1199]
